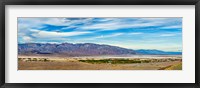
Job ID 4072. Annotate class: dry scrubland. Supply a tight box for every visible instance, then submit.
[18,56,182,70]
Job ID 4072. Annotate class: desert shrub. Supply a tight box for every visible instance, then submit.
[44,59,47,62]
[33,58,37,61]
[28,58,31,61]
[141,60,150,63]
[18,58,22,61]
[43,58,49,62]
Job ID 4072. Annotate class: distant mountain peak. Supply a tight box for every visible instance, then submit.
[18,43,136,56]
[18,43,182,56]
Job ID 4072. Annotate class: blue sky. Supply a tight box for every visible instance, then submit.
[18,17,182,52]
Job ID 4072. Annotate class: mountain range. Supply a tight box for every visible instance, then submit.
[135,49,182,55]
[18,43,181,56]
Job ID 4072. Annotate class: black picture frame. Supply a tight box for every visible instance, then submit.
[0,0,200,88]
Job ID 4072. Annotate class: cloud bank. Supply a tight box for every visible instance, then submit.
[18,17,182,51]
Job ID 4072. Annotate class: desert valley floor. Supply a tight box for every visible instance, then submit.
[18,55,182,70]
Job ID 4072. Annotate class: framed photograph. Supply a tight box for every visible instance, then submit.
[0,0,199,88]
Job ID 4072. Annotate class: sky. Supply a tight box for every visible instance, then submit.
[18,17,182,52]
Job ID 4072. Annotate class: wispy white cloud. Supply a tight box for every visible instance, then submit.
[31,30,92,38]
[22,36,33,43]
[160,25,182,29]
[129,32,143,35]
[80,18,181,31]
[18,18,94,31]
[86,33,124,40]
[95,18,116,22]
[160,34,177,37]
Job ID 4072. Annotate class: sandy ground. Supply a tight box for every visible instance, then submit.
[18,60,182,70]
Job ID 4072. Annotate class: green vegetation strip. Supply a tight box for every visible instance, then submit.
[79,59,150,64]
